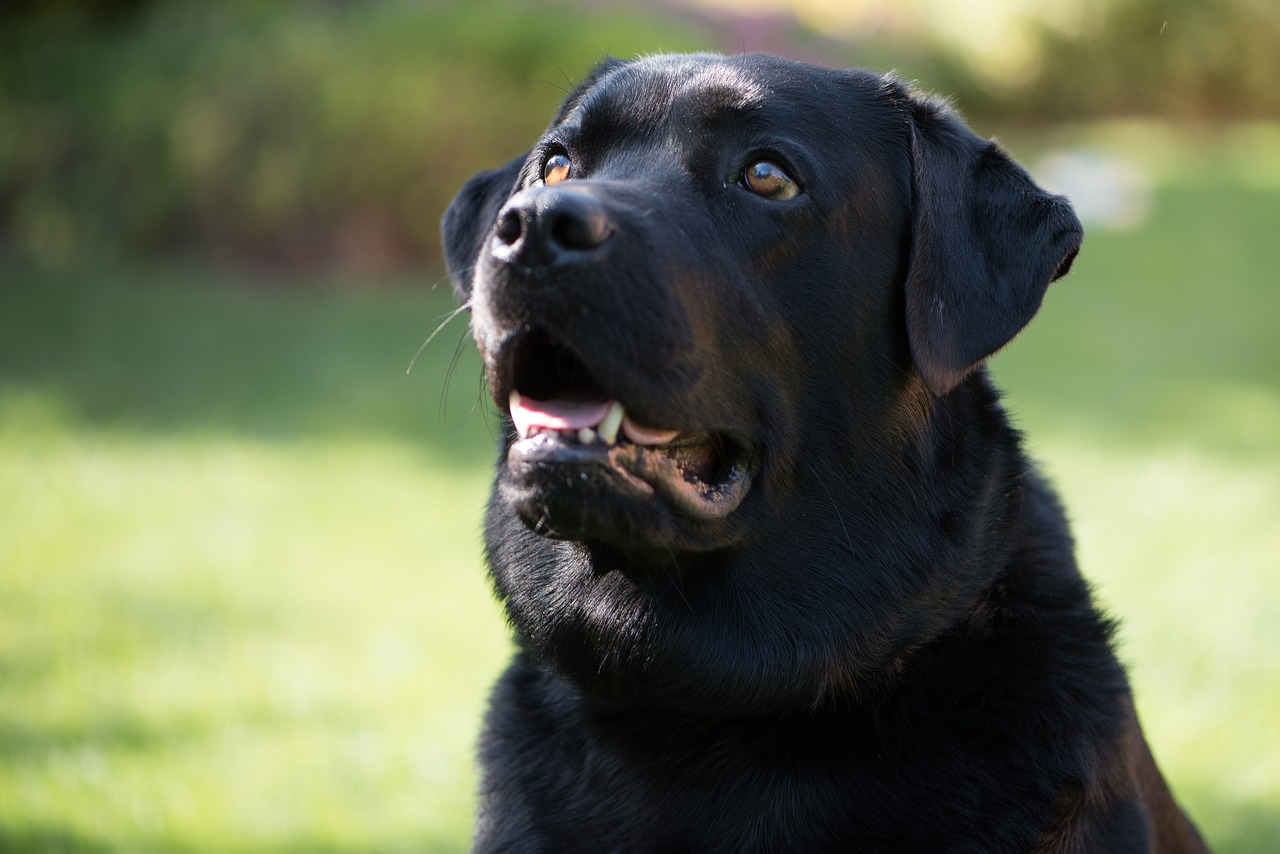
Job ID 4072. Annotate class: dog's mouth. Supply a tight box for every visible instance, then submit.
[501,329,754,527]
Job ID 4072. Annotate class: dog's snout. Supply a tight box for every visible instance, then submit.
[493,187,613,267]
[547,195,612,250]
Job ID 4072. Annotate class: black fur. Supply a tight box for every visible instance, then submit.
[442,53,1207,853]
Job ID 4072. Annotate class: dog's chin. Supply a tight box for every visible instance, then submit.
[501,430,754,550]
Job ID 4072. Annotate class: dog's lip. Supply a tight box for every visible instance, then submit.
[505,391,755,522]
[507,430,754,522]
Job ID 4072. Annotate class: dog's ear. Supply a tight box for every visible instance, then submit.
[441,153,526,301]
[903,96,1082,395]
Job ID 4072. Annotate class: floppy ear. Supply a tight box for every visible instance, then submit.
[903,97,1083,395]
[441,153,526,300]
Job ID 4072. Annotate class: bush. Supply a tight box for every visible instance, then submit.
[1016,0,1280,121]
[0,1,708,273]
[4,0,1275,276]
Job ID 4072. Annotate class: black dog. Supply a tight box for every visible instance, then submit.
[443,53,1207,853]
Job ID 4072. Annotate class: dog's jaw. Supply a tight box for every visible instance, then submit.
[501,385,756,545]
[508,427,754,522]
[463,317,758,549]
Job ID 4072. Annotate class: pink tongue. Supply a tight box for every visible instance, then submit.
[510,394,612,439]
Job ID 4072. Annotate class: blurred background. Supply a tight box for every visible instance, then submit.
[0,0,1276,851]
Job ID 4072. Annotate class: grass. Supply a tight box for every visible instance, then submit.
[0,272,508,852]
[2,127,1278,851]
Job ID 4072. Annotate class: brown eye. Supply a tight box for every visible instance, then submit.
[742,160,799,200]
[543,153,572,186]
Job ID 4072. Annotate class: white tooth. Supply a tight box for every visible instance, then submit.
[508,391,528,438]
[577,427,596,444]
[598,401,625,444]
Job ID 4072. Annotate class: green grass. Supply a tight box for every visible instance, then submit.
[0,271,509,852]
[2,129,1279,851]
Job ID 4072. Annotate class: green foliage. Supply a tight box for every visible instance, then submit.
[839,0,1280,123]
[3,0,1277,274]
[1016,0,1280,120]
[0,1,708,271]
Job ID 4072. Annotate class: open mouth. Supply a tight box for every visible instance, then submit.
[502,329,754,522]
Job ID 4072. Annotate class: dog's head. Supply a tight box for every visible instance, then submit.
[443,54,1081,713]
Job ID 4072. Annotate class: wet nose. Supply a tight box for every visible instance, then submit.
[492,186,613,267]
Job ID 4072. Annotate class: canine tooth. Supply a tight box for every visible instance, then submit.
[577,428,596,444]
[508,390,528,438]
[598,402,624,444]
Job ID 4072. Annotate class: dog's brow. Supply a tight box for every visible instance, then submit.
[568,60,767,142]
[656,62,767,123]
[690,87,765,118]
[682,65,767,112]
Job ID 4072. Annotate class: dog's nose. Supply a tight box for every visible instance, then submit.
[493,186,613,267]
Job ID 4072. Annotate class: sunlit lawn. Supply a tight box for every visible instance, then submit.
[0,274,509,852]
[2,128,1278,851]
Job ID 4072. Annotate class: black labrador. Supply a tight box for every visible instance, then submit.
[442,53,1208,853]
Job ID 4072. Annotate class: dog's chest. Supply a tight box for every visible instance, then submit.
[477,664,1056,853]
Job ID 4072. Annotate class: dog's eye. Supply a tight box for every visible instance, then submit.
[543,154,573,186]
[742,160,799,201]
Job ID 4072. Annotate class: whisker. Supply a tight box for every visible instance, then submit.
[428,268,461,292]
[444,367,494,438]
[549,58,579,89]
[438,325,474,425]
[407,298,472,375]
[532,76,572,98]
[484,387,501,444]
[663,550,695,616]
[810,460,855,558]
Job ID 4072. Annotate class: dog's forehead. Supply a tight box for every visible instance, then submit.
[609,55,768,117]
[555,54,878,141]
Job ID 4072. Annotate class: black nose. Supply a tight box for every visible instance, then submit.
[492,186,613,267]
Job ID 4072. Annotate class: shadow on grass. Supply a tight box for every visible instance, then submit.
[0,825,112,854]
[0,265,499,468]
